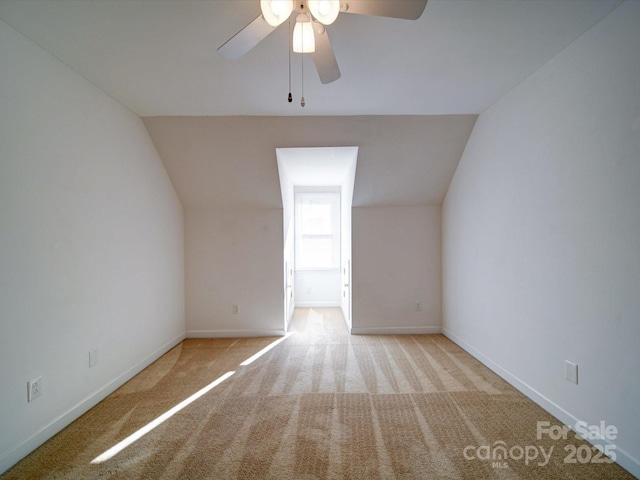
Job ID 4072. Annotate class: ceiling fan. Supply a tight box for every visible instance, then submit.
[218,0,428,85]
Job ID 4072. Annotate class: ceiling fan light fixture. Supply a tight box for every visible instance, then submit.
[307,0,340,25]
[292,13,315,53]
[260,0,294,27]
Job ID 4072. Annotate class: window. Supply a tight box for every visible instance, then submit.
[295,191,340,270]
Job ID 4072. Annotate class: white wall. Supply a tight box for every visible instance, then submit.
[0,20,185,473]
[185,209,284,337]
[276,160,296,326]
[284,216,296,327]
[295,270,342,307]
[352,206,441,334]
[145,118,471,337]
[442,1,640,476]
[341,157,357,329]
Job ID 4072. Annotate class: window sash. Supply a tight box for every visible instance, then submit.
[295,192,340,270]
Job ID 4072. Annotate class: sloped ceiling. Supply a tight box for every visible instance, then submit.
[143,116,477,208]
[0,1,623,207]
[0,0,622,116]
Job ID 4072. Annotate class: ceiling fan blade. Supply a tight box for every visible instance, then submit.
[312,25,341,84]
[217,15,276,60]
[342,0,428,20]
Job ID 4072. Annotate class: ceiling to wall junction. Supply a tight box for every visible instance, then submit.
[143,116,477,209]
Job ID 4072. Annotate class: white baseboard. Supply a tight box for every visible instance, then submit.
[294,302,341,308]
[442,327,640,479]
[351,325,442,335]
[187,329,286,338]
[0,333,185,475]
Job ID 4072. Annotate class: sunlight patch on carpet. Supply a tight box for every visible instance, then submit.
[240,332,293,366]
[90,370,236,464]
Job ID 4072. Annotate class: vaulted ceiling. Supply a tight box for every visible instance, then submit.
[0,1,623,208]
[0,0,621,116]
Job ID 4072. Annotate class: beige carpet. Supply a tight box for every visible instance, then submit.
[2,308,634,479]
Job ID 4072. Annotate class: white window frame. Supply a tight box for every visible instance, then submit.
[294,189,341,271]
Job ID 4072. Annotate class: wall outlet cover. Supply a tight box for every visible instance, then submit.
[565,360,578,384]
[89,349,99,368]
[27,376,42,402]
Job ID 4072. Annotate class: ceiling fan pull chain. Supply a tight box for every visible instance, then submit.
[301,23,306,107]
[288,16,293,103]
[301,54,305,107]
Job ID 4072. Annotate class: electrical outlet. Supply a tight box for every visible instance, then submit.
[27,376,42,402]
[416,302,422,311]
[565,361,578,384]
[89,349,99,368]
[232,304,239,314]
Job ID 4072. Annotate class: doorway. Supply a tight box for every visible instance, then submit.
[294,189,341,308]
[276,146,358,333]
